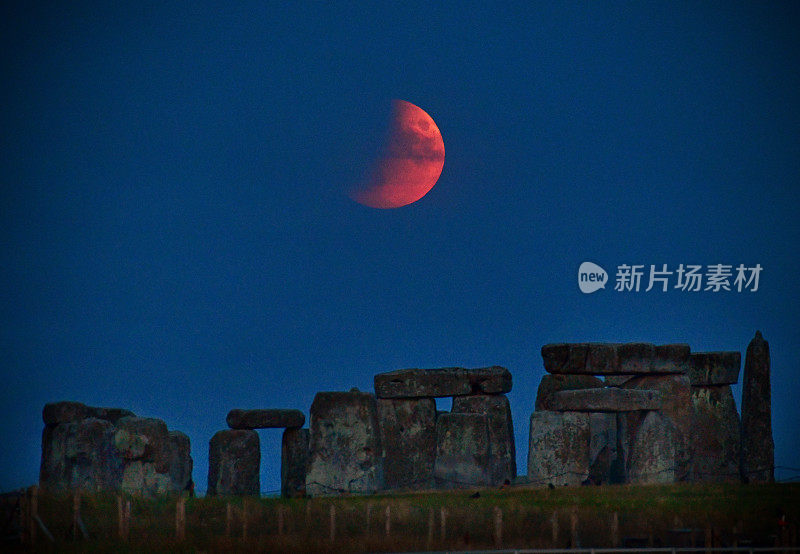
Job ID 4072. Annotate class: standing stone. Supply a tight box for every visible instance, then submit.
[740,331,774,482]
[305,391,384,496]
[535,375,603,411]
[527,411,590,487]
[377,398,436,490]
[281,428,309,498]
[586,412,617,485]
[624,374,693,481]
[374,366,512,398]
[691,386,740,482]
[207,430,260,496]
[40,417,124,492]
[38,401,191,495]
[115,416,171,473]
[452,394,515,485]
[434,413,491,488]
[165,431,193,492]
[627,411,675,484]
[227,409,305,430]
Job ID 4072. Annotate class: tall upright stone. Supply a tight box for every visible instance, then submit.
[527,411,590,487]
[281,428,309,498]
[691,385,740,481]
[740,331,774,482]
[207,430,260,496]
[452,394,516,485]
[434,413,491,488]
[627,411,676,484]
[305,391,384,496]
[377,398,436,490]
[624,374,693,481]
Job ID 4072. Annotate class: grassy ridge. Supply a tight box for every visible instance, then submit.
[7,482,799,552]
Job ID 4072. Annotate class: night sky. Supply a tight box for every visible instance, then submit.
[2,3,799,493]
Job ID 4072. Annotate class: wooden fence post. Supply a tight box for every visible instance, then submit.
[440,507,447,542]
[427,508,434,547]
[19,489,28,545]
[611,511,619,547]
[365,502,371,534]
[125,499,131,541]
[551,510,559,547]
[242,500,248,541]
[329,504,336,542]
[225,503,232,538]
[493,506,503,547]
[175,495,186,541]
[384,504,391,537]
[570,505,579,548]
[29,486,38,545]
[277,505,284,535]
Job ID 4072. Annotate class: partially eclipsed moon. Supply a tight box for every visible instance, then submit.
[350,99,445,209]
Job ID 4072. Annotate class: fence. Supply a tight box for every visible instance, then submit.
[7,485,800,552]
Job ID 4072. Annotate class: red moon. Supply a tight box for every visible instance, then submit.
[350,99,445,209]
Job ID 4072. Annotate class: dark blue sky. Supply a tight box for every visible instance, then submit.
[2,3,798,493]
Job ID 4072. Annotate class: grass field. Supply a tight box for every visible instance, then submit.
[4,482,799,552]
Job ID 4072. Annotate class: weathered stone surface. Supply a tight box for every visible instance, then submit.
[377,398,436,490]
[548,388,662,412]
[281,428,309,498]
[39,403,191,495]
[227,409,305,430]
[688,352,741,385]
[207,429,260,496]
[43,401,135,425]
[434,413,491,488]
[741,331,774,483]
[603,375,633,387]
[121,461,172,495]
[39,417,124,492]
[586,412,617,485]
[542,343,689,375]
[374,366,512,398]
[305,391,383,496]
[691,385,740,482]
[535,374,604,411]
[527,411,590,487]
[452,394,516,485]
[624,374,693,481]
[627,411,676,484]
[165,431,193,492]
[115,417,170,472]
